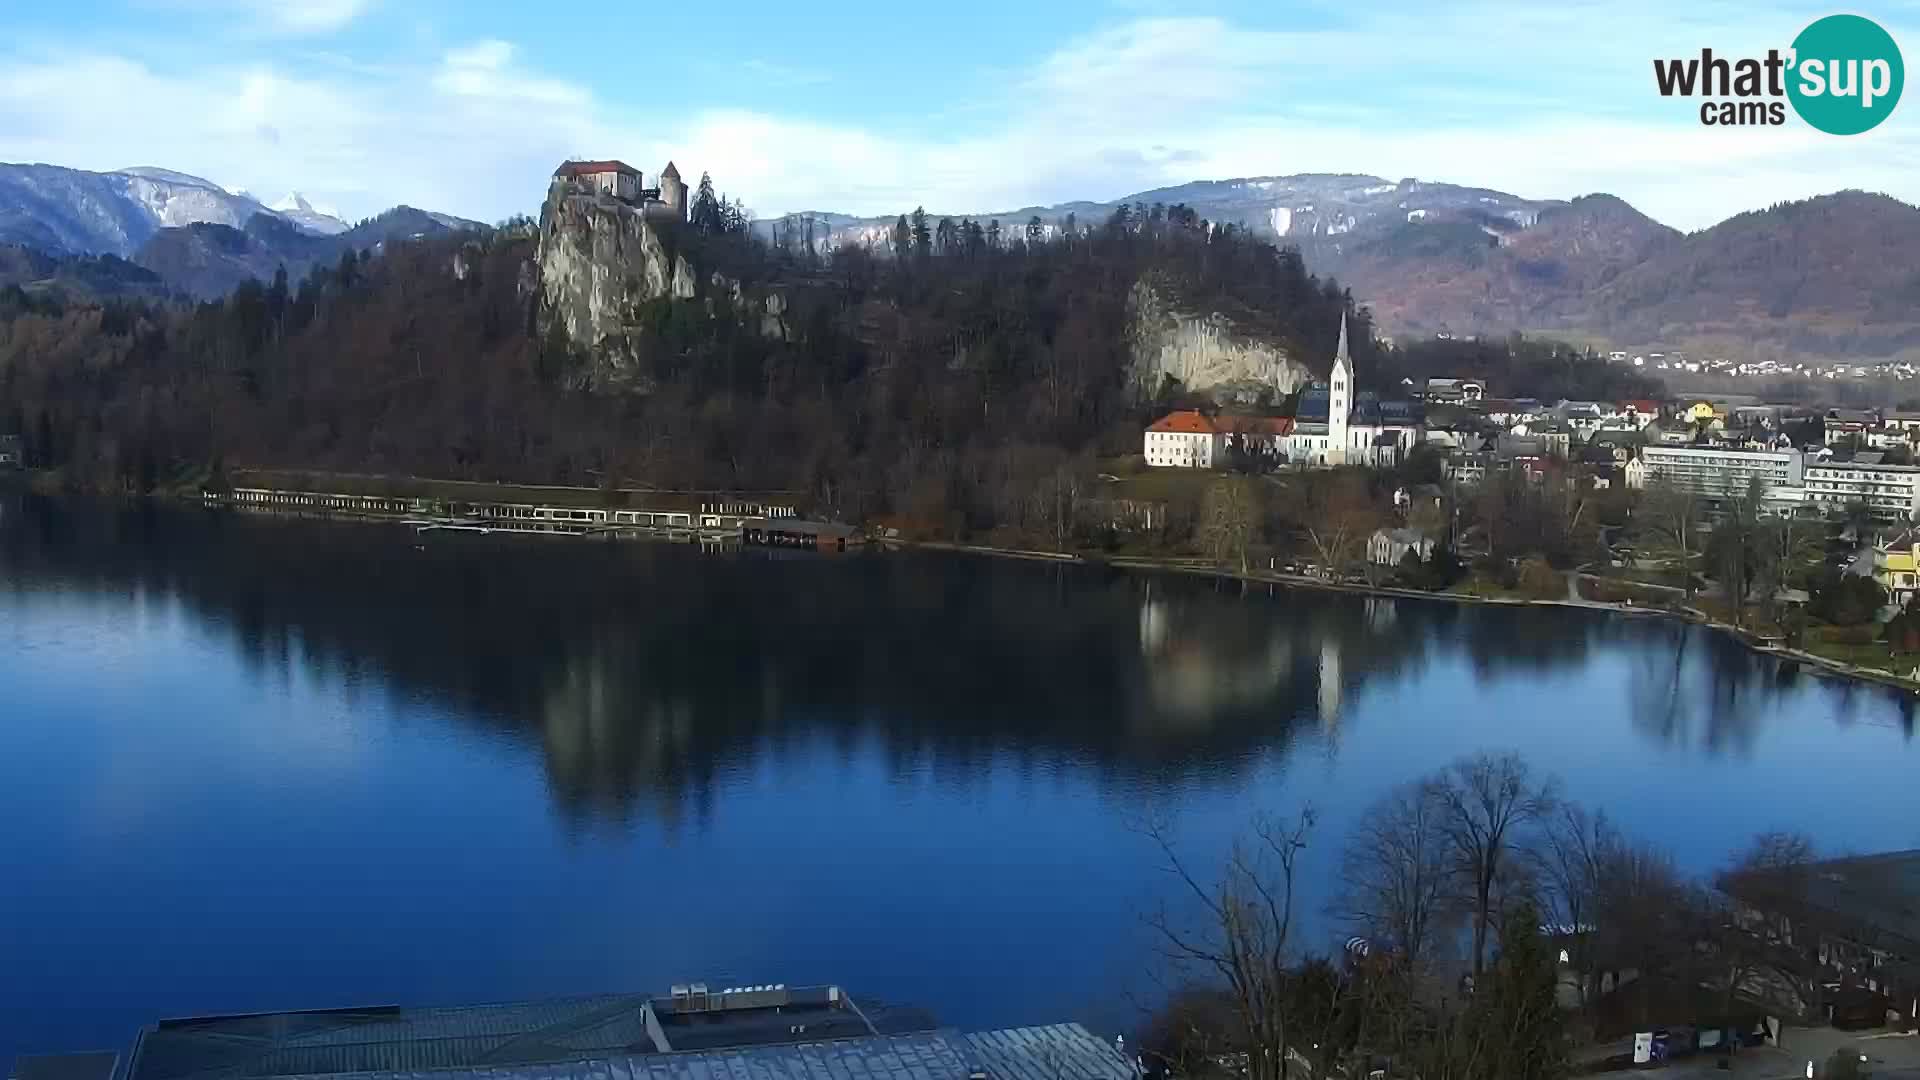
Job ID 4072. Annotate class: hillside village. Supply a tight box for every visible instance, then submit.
[1137,314,1920,655]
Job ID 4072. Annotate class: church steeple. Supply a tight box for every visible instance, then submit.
[1328,311,1352,465]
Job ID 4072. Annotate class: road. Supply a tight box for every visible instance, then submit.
[1650,1029,1920,1080]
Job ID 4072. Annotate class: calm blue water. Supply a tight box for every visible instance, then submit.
[3,495,1918,1062]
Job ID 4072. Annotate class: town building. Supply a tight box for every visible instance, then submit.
[9,984,1136,1080]
[1874,529,1920,606]
[1144,409,1225,468]
[0,433,20,468]
[1368,527,1436,567]
[1724,850,1920,1028]
[1803,458,1920,522]
[1639,445,1805,499]
[1825,408,1881,443]
[1423,377,1485,404]
[1143,411,1293,468]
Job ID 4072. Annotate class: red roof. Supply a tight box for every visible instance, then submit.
[1149,410,1220,434]
[555,160,639,178]
[1221,415,1294,436]
[1147,411,1292,436]
[1625,399,1661,414]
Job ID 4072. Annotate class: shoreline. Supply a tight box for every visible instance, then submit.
[885,538,1920,696]
[13,476,1913,696]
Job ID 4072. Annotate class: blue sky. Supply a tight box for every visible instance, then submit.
[1,0,1916,229]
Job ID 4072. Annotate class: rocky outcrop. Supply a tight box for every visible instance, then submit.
[1127,280,1311,402]
[536,183,788,388]
[535,185,679,383]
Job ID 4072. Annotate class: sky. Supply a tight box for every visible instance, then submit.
[1,0,1917,231]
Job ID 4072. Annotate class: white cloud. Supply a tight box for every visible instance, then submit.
[1,6,1915,231]
[146,0,374,35]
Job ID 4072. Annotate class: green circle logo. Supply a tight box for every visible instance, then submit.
[1788,14,1904,134]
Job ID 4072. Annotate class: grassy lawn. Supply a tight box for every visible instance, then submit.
[1799,627,1911,672]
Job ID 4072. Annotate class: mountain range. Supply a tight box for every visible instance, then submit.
[0,163,482,299]
[6,162,1916,363]
[760,175,1920,364]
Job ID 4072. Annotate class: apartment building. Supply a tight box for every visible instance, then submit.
[1639,445,1804,499]
[1803,460,1920,522]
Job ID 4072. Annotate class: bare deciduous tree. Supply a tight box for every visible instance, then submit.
[1146,812,1317,1080]
[1337,778,1455,973]
[1303,472,1383,579]
[1434,752,1555,977]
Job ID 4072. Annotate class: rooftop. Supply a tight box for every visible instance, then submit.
[554,160,639,178]
[92,989,1129,1080]
[1146,410,1219,435]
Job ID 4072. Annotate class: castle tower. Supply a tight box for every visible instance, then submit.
[659,161,688,222]
[1328,312,1352,465]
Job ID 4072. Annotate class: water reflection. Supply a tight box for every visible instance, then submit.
[0,494,1914,833]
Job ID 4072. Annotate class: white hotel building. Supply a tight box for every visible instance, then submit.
[1638,445,1920,522]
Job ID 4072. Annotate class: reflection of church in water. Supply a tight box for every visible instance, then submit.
[1135,582,1407,736]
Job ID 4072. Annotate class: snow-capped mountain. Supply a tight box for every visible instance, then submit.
[267,192,350,236]
[0,164,283,256]
[0,163,366,256]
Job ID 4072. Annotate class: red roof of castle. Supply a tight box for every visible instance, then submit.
[555,160,640,178]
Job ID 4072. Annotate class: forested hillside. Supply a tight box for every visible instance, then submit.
[0,201,1656,531]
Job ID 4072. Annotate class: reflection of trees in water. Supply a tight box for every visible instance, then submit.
[5,499,1909,827]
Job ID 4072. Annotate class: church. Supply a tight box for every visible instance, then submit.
[1280,314,1423,468]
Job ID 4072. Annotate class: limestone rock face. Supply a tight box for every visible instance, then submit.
[1127,280,1312,401]
[535,184,676,383]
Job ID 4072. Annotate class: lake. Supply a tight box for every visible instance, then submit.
[3,494,1918,1063]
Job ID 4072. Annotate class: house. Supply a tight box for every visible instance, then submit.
[1826,408,1881,442]
[1590,428,1644,461]
[1723,849,1920,1027]
[1369,527,1435,567]
[1886,410,1920,433]
[0,433,20,469]
[1423,377,1485,404]
[1553,401,1606,438]
[1623,456,1649,490]
[1874,528,1920,605]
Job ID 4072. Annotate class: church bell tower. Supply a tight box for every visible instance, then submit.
[1328,313,1352,465]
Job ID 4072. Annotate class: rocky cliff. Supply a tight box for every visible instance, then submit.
[535,183,696,386]
[1127,280,1312,403]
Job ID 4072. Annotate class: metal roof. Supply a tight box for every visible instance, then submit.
[127,997,655,1080]
[128,1024,1133,1080]
[960,1025,1134,1080]
[253,1026,1133,1080]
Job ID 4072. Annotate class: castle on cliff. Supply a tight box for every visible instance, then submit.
[550,159,687,221]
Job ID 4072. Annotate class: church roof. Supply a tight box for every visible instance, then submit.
[660,161,682,180]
